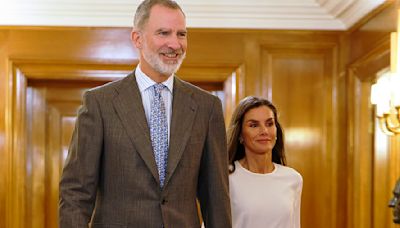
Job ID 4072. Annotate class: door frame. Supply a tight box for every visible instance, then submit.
[5,58,244,228]
[346,33,400,228]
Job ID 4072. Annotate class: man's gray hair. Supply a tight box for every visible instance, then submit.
[134,0,185,31]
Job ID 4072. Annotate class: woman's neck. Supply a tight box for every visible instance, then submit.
[240,153,275,174]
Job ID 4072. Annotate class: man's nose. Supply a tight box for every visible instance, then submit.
[167,35,184,50]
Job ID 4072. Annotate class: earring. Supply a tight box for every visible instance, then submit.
[239,137,243,144]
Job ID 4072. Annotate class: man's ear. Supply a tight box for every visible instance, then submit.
[131,30,142,49]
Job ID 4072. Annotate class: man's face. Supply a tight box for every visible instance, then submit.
[389,179,400,224]
[133,4,187,80]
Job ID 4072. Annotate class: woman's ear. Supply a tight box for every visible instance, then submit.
[239,136,243,144]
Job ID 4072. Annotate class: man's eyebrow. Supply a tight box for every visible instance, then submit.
[155,28,170,32]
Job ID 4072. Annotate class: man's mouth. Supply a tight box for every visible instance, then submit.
[163,53,179,58]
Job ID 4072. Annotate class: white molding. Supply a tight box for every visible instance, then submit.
[336,0,386,27]
[0,0,386,30]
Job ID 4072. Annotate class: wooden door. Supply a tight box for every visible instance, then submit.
[259,44,339,228]
[26,81,102,228]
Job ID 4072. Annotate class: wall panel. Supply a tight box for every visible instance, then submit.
[0,3,397,225]
[0,30,9,228]
[344,2,399,228]
[0,27,346,227]
[261,45,338,228]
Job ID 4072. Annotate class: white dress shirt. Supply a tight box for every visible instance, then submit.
[135,66,174,143]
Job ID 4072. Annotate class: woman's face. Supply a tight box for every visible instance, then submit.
[240,105,277,156]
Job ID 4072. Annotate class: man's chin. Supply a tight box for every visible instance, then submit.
[158,64,182,76]
[157,68,178,77]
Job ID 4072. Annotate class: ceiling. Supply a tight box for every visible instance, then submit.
[0,0,388,30]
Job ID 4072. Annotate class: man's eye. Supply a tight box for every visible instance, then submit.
[178,32,187,38]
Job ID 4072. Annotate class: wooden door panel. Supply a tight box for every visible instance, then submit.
[46,105,62,228]
[26,87,46,228]
[61,117,77,168]
[27,84,92,228]
[261,47,336,228]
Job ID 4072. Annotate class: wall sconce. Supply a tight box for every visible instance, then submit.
[371,71,400,135]
[371,32,400,135]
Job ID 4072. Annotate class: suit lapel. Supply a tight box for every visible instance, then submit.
[112,73,160,183]
[165,78,197,186]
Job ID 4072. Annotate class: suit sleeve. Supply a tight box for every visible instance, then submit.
[59,90,103,227]
[197,96,232,228]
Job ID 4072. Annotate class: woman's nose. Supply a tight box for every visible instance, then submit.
[259,125,268,134]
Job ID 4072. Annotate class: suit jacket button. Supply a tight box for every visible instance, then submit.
[161,198,167,205]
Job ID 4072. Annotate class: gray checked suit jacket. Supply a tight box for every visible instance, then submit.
[59,72,232,228]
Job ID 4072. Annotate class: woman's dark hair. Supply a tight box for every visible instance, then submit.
[227,96,286,173]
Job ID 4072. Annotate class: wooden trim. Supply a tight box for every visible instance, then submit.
[0,26,344,35]
[7,62,28,228]
[330,44,342,228]
[11,59,134,81]
[346,35,391,76]
[390,135,400,201]
[188,28,342,36]
[346,68,373,228]
[5,57,12,228]
[346,33,392,228]
[223,64,245,125]
[10,59,241,84]
[236,64,246,101]
[347,0,396,34]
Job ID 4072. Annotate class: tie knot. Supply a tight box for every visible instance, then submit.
[153,83,165,96]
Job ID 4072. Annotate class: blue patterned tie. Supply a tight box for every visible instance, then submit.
[150,83,169,188]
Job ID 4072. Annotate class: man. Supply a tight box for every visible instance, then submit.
[59,0,232,227]
[389,178,400,224]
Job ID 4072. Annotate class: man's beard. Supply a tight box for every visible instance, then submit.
[142,40,186,76]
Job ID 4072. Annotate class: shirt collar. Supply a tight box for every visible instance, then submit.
[135,64,174,93]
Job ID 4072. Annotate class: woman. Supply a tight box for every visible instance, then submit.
[228,96,303,228]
